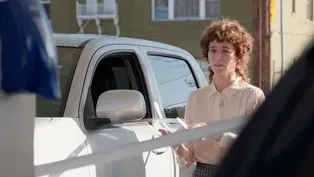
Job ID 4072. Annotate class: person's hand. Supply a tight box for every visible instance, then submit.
[212,135,221,142]
[177,156,195,168]
[158,128,181,150]
[158,128,169,136]
[158,128,191,155]
[188,122,221,143]
[188,122,208,142]
[188,122,207,129]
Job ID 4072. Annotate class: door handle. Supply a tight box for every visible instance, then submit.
[151,135,168,155]
[152,147,168,155]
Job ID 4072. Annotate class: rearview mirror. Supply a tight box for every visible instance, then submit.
[96,90,146,123]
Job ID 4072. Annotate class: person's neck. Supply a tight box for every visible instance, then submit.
[213,73,237,92]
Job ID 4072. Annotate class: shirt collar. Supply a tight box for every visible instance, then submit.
[208,78,244,98]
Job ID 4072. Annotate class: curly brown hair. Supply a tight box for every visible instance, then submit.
[200,18,253,82]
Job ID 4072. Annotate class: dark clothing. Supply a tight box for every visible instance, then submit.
[193,162,217,177]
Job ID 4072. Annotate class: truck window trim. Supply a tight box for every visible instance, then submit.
[36,46,83,117]
[58,46,83,117]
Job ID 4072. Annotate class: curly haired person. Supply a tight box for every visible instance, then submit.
[175,18,265,177]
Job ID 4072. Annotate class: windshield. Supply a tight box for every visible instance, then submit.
[36,46,83,117]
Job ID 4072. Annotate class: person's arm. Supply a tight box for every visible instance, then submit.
[175,92,195,167]
[245,88,265,115]
[220,88,265,154]
[183,92,194,125]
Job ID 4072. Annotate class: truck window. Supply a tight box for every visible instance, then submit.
[36,47,82,117]
[148,55,198,118]
[84,52,151,120]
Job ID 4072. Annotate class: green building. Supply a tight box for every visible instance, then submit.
[45,0,253,59]
[41,0,314,88]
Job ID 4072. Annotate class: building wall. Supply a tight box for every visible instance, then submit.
[50,0,253,59]
[270,0,314,86]
[50,0,78,34]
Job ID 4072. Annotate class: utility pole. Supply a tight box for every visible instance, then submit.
[261,0,271,94]
[252,0,262,88]
[252,0,271,94]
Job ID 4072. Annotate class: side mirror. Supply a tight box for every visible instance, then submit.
[96,90,146,123]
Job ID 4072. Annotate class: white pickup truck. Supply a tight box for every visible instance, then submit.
[35,33,208,177]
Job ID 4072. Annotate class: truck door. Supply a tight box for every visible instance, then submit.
[78,44,174,177]
[140,46,207,177]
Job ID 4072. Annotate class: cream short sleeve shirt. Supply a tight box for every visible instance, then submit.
[181,78,265,165]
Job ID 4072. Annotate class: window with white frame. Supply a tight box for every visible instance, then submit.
[153,0,220,21]
[306,0,313,20]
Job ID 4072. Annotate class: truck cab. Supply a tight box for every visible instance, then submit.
[35,33,208,177]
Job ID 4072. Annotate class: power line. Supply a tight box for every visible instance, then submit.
[163,100,187,108]
[157,73,192,84]
[271,31,314,37]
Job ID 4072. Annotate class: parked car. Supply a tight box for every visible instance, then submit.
[34,33,208,177]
